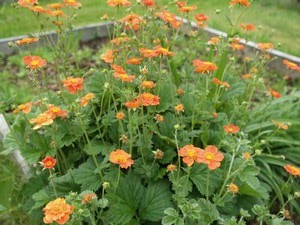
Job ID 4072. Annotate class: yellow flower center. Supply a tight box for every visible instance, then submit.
[31,60,39,67]
[186,149,196,158]
[205,153,214,160]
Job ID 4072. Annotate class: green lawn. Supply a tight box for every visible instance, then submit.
[0,0,299,55]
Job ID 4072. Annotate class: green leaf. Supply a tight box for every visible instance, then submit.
[139,181,173,222]
[106,173,144,225]
[31,189,52,211]
[154,80,176,112]
[162,208,184,225]
[85,70,108,94]
[71,158,102,191]
[190,164,223,196]
[0,205,7,211]
[197,198,219,224]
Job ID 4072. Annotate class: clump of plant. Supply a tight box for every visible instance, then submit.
[1,0,299,224]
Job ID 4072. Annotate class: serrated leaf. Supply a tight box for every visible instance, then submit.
[190,164,223,196]
[162,208,184,225]
[72,158,102,191]
[197,198,219,224]
[154,79,176,112]
[139,181,172,222]
[85,71,108,94]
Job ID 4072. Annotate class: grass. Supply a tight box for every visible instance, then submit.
[0,0,299,55]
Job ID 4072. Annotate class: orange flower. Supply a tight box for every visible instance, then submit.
[208,37,220,45]
[141,0,155,7]
[228,183,239,193]
[15,102,32,114]
[272,120,289,130]
[242,73,253,80]
[109,149,134,169]
[283,59,300,71]
[126,57,143,65]
[176,88,184,96]
[177,1,197,13]
[167,164,177,172]
[125,99,141,109]
[139,48,159,58]
[47,3,64,9]
[30,5,50,14]
[212,112,218,118]
[45,104,67,119]
[174,103,184,113]
[141,80,156,89]
[230,0,250,7]
[116,111,125,120]
[80,93,95,107]
[113,73,135,82]
[156,10,182,29]
[269,88,281,98]
[63,0,81,8]
[43,198,74,225]
[101,49,115,64]
[194,13,208,28]
[17,0,38,7]
[82,193,97,204]
[240,23,256,31]
[154,114,164,123]
[62,77,84,94]
[106,0,131,7]
[179,144,204,167]
[154,45,174,57]
[242,152,252,160]
[213,78,230,89]
[139,93,160,106]
[48,10,66,17]
[284,164,300,177]
[257,43,274,51]
[120,14,144,30]
[223,123,240,134]
[197,145,224,170]
[112,64,126,74]
[231,43,245,51]
[30,113,53,130]
[193,59,218,74]
[110,37,130,45]
[41,156,56,169]
[23,55,47,69]
[16,37,39,45]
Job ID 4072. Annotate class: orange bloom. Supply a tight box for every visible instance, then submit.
[141,0,155,7]
[228,183,239,193]
[23,55,47,69]
[156,10,182,29]
[116,111,125,120]
[154,45,174,57]
[80,93,95,107]
[208,37,220,45]
[194,13,208,28]
[15,102,32,114]
[29,113,53,130]
[230,0,250,7]
[63,0,81,8]
[47,3,64,9]
[213,78,230,89]
[48,10,66,17]
[17,0,38,7]
[139,93,160,106]
[41,156,56,169]
[154,114,164,123]
[139,48,159,58]
[82,193,97,204]
[283,59,300,71]
[177,1,197,13]
[45,104,67,119]
[30,5,50,14]
[257,43,274,51]
[223,123,240,134]
[179,144,204,167]
[269,88,281,98]
[231,43,245,51]
[167,164,177,172]
[176,88,184,96]
[109,149,134,169]
[16,37,39,45]
[174,103,184,113]
[110,37,130,45]
[141,80,156,89]
[113,73,135,82]
[120,14,144,30]
[62,77,84,94]
[240,23,256,31]
[284,164,300,177]
[43,198,74,225]
[106,0,131,7]
[197,145,224,170]
[125,99,141,109]
[126,57,143,65]
[193,59,218,74]
[242,152,252,160]
[272,120,289,130]
[101,49,115,64]
[212,112,218,118]
[242,73,253,80]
